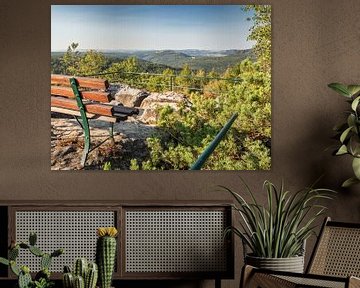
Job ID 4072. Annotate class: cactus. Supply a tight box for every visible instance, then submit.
[19,243,29,249]
[64,265,72,273]
[63,260,98,288]
[0,232,64,288]
[18,270,32,288]
[85,262,98,288]
[63,272,74,288]
[9,246,19,260]
[10,260,20,276]
[29,245,44,257]
[41,253,52,270]
[74,258,87,279]
[35,268,50,281]
[51,248,64,257]
[29,232,37,246]
[21,265,30,274]
[96,227,118,288]
[74,275,85,288]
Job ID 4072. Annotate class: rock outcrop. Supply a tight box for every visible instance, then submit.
[114,84,149,107]
[51,118,157,170]
[139,91,190,124]
[111,83,191,124]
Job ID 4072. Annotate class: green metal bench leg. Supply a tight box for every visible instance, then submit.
[82,134,90,166]
[108,122,115,145]
[70,77,91,166]
[109,122,114,138]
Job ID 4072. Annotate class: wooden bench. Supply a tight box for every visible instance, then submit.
[51,74,139,166]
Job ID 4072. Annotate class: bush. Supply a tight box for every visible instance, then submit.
[133,58,271,170]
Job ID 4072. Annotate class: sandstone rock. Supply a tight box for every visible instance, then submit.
[51,117,156,170]
[114,84,149,107]
[139,91,190,124]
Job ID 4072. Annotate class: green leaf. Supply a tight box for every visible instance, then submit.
[348,85,360,97]
[224,180,334,258]
[328,83,352,97]
[342,177,360,188]
[347,114,356,128]
[0,257,9,266]
[352,96,360,111]
[340,126,353,143]
[348,135,360,156]
[336,145,348,155]
[352,157,360,179]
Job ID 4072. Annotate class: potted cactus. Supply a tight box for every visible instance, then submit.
[62,258,98,288]
[0,232,63,288]
[96,227,118,288]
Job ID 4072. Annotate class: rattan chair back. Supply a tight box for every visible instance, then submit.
[307,217,360,278]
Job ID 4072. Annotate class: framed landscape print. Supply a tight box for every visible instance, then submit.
[51,5,271,170]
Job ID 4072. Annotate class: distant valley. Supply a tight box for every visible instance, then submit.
[51,49,254,73]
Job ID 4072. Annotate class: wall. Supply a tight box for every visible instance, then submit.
[1,0,360,287]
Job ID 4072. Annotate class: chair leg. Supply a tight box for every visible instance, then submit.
[240,265,254,288]
[215,278,221,288]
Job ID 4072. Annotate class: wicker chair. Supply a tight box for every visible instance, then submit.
[241,217,360,288]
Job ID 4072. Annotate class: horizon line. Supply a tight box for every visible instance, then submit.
[51,48,253,52]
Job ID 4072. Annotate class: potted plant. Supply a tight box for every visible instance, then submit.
[61,227,118,288]
[96,227,118,288]
[328,83,360,187]
[62,258,98,288]
[0,232,63,288]
[222,179,334,273]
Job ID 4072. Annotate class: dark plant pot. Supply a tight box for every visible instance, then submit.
[245,254,305,273]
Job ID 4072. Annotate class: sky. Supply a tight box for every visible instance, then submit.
[51,5,255,51]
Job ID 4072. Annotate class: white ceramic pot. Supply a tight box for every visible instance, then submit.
[245,254,305,273]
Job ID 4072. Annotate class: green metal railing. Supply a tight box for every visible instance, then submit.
[190,113,238,170]
[83,70,241,95]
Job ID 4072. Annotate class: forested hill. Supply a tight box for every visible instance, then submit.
[51,49,254,73]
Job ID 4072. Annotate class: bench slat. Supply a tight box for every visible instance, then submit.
[51,74,109,90]
[51,86,111,103]
[51,107,118,123]
[51,96,114,117]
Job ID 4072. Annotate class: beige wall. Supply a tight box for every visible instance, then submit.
[1,0,360,287]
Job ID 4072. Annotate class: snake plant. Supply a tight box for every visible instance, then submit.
[328,83,360,187]
[222,179,334,258]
